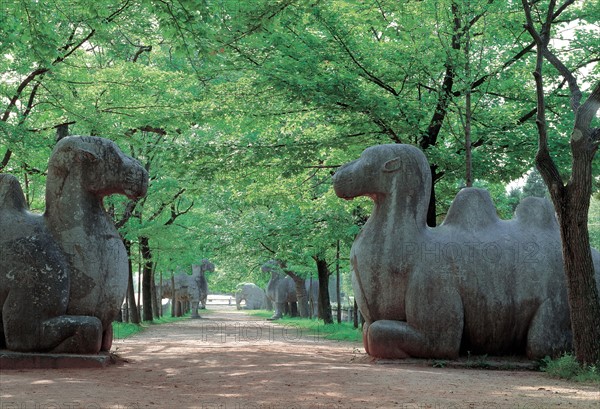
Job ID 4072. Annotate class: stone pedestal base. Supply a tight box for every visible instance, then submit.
[0,350,114,369]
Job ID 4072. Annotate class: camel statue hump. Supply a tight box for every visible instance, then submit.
[0,174,28,212]
[442,187,500,229]
[515,196,557,229]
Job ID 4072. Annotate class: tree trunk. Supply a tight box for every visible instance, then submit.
[314,255,333,324]
[549,143,600,364]
[158,274,163,317]
[557,198,600,364]
[124,239,140,324]
[427,167,443,227]
[294,277,309,318]
[284,269,309,318]
[151,267,160,319]
[122,296,129,323]
[127,271,140,324]
[522,0,600,364]
[464,10,473,188]
[336,240,341,324]
[140,236,154,321]
[353,299,359,329]
[171,272,176,318]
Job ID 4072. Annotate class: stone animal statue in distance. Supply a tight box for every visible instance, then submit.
[235,283,269,310]
[333,144,600,359]
[263,260,298,320]
[194,258,214,309]
[0,136,148,353]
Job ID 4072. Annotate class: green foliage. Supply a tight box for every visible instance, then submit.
[248,311,362,342]
[112,312,198,340]
[112,321,142,340]
[589,195,600,250]
[541,353,600,383]
[1,0,599,295]
[521,169,548,198]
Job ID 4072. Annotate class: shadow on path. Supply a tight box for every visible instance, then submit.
[1,306,598,409]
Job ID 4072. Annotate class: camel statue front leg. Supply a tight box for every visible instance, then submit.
[365,286,464,359]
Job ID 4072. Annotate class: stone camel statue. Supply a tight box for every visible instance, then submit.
[0,136,148,353]
[333,143,600,360]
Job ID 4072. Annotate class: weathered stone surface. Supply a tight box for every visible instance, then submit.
[263,261,298,319]
[0,136,148,354]
[333,143,600,359]
[262,261,319,319]
[193,259,213,309]
[235,283,269,310]
[0,350,113,369]
[161,260,213,318]
[299,277,319,318]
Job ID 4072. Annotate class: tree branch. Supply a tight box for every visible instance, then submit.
[1,68,49,122]
[164,201,194,225]
[258,240,277,255]
[575,82,600,132]
[148,188,186,222]
[542,47,582,112]
[319,16,399,97]
[52,28,96,66]
[115,200,139,229]
[0,149,13,171]
[132,45,152,62]
[522,0,564,192]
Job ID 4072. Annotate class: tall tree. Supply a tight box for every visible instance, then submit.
[522,0,600,365]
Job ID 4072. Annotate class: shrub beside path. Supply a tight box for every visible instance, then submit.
[1,306,599,408]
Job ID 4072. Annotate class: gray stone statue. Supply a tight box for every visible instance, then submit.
[176,271,200,318]
[161,260,212,318]
[263,260,298,320]
[0,136,148,353]
[193,259,213,309]
[235,283,269,310]
[333,143,600,359]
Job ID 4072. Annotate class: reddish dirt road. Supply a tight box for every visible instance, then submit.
[1,307,598,408]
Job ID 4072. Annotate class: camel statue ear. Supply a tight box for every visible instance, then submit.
[383,157,403,173]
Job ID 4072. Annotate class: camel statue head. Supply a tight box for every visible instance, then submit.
[332,144,431,203]
[48,136,148,202]
[261,259,284,280]
[198,258,215,273]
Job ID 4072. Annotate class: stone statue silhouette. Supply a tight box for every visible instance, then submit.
[0,136,148,353]
[333,144,600,359]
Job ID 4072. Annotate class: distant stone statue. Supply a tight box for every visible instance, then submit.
[0,136,148,354]
[333,144,600,359]
[263,260,298,320]
[161,260,213,318]
[193,259,214,309]
[235,283,269,310]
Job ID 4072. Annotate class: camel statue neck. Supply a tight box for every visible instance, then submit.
[44,168,107,231]
[369,178,429,234]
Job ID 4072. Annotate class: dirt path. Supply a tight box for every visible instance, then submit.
[1,307,598,408]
